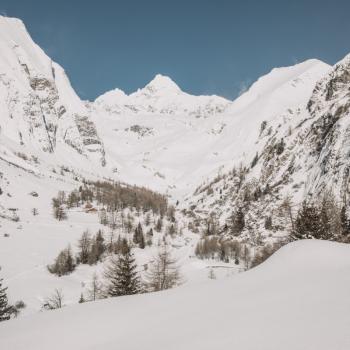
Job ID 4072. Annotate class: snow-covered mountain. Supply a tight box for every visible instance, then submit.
[0,16,105,167]
[93,73,232,117]
[90,59,330,196]
[187,54,350,245]
[1,14,350,332]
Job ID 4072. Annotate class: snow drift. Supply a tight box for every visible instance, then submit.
[0,240,349,350]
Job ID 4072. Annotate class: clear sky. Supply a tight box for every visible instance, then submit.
[1,0,349,100]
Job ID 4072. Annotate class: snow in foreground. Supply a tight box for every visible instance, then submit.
[0,240,349,350]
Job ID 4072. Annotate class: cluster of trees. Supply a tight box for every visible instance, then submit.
[48,230,106,276]
[47,246,75,276]
[104,241,182,297]
[62,181,168,215]
[292,194,350,241]
[51,178,170,222]
[52,191,68,221]
[250,241,286,268]
[48,228,182,299]
[195,237,251,268]
[45,241,182,310]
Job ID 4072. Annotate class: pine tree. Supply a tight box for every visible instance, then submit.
[340,206,350,236]
[0,279,12,322]
[104,245,140,297]
[78,293,85,303]
[88,230,105,264]
[133,223,145,249]
[319,197,332,240]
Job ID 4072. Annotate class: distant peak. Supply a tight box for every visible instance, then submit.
[144,74,181,93]
[94,87,127,103]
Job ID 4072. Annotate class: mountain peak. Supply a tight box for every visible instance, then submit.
[143,74,181,94]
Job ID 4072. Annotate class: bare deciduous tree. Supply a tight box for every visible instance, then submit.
[42,289,64,310]
[145,245,182,292]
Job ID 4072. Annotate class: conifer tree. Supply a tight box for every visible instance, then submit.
[293,201,323,239]
[78,293,85,303]
[88,230,105,264]
[340,206,350,236]
[0,278,12,322]
[104,244,140,297]
[133,223,145,249]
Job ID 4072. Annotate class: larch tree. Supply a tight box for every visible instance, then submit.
[145,245,182,292]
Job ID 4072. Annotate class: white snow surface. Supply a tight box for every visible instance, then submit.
[91,59,330,197]
[0,240,349,350]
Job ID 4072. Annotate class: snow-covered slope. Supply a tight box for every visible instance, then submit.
[91,60,330,197]
[94,73,231,117]
[1,240,349,350]
[186,53,350,246]
[0,15,105,168]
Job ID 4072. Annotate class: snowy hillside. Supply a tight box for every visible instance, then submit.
[186,52,350,248]
[1,240,349,350]
[0,16,106,170]
[90,59,329,196]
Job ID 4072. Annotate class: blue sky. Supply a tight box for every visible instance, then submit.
[1,0,349,100]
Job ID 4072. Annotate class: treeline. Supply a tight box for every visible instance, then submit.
[292,194,350,242]
[195,235,287,270]
[54,180,168,215]
[195,237,250,269]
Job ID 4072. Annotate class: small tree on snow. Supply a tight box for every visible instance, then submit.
[208,268,216,280]
[87,272,103,301]
[104,245,141,297]
[145,245,182,292]
[42,289,64,310]
[47,245,75,276]
[0,278,12,322]
[77,230,92,264]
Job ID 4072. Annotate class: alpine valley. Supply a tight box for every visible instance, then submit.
[0,15,350,350]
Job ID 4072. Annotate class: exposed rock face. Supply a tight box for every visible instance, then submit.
[0,16,105,166]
